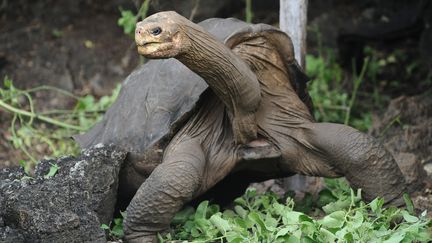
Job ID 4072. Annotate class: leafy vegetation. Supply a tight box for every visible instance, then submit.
[101,211,127,239]
[0,76,120,171]
[43,163,60,179]
[99,179,430,242]
[117,0,151,37]
[306,51,372,132]
[163,180,431,242]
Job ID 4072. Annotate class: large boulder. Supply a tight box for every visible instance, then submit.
[0,144,126,243]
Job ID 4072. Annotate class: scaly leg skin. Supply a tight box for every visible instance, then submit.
[300,122,407,206]
[123,137,205,243]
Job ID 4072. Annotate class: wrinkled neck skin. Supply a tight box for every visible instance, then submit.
[176,22,260,118]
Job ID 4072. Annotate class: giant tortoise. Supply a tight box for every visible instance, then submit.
[75,11,407,242]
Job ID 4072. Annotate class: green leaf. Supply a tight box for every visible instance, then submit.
[19,159,28,170]
[383,231,405,243]
[226,231,243,243]
[344,232,354,242]
[245,187,257,198]
[272,202,286,216]
[172,206,195,225]
[3,77,12,88]
[113,217,122,225]
[294,192,314,213]
[319,210,346,228]
[195,201,209,220]
[299,214,313,223]
[120,210,127,219]
[403,193,414,214]
[234,205,248,219]
[51,29,63,38]
[233,218,248,229]
[223,209,236,218]
[317,189,338,208]
[227,238,243,243]
[301,221,318,237]
[77,95,96,110]
[350,210,364,229]
[319,227,337,242]
[190,227,201,238]
[322,198,351,214]
[195,218,210,231]
[117,9,138,36]
[264,213,278,230]
[302,235,318,243]
[209,213,231,233]
[370,197,384,213]
[275,227,290,238]
[286,235,301,243]
[44,163,59,179]
[234,197,247,207]
[248,212,267,234]
[111,224,124,238]
[183,220,195,232]
[207,204,220,217]
[282,211,303,225]
[100,224,110,230]
[401,211,418,223]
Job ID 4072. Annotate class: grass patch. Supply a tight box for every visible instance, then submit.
[163,180,431,242]
[306,50,373,132]
[0,76,120,171]
[102,179,431,242]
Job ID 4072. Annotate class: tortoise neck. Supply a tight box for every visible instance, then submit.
[176,24,240,99]
[174,21,262,144]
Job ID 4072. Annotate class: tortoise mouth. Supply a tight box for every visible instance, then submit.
[136,41,161,47]
[136,42,162,55]
[136,41,177,58]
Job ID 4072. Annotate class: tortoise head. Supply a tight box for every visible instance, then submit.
[135,11,191,59]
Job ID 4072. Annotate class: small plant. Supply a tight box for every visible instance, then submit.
[163,180,431,242]
[306,50,372,131]
[43,163,60,179]
[0,76,121,166]
[118,0,151,38]
[101,211,127,240]
[245,0,253,23]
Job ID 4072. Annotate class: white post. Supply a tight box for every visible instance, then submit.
[279,0,308,68]
[279,0,322,193]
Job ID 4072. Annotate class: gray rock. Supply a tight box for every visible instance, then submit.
[0,145,126,243]
[394,152,427,190]
[371,94,432,192]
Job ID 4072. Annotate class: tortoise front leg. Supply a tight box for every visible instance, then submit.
[299,123,407,205]
[124,137,205,242]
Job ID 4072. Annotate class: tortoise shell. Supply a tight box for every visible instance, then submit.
[74,17,312,173]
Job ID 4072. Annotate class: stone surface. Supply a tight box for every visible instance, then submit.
[0,145,126,243]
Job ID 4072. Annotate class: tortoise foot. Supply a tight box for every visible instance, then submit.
[239,139,281,160]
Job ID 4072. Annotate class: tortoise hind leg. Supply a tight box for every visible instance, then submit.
[124,137,205,243]
[299,122,407,206]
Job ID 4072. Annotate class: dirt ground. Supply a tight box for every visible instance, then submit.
[0,0,140,166]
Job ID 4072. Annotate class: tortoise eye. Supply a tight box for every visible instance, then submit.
[150,27,162,36]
